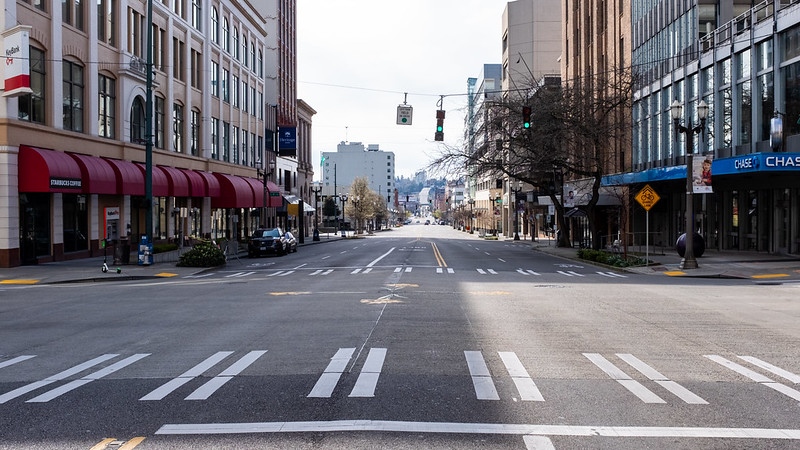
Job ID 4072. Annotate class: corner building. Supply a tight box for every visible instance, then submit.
[611,0,800,255]
[0,0,293,267]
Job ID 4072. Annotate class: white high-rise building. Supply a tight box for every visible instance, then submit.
[320,142,395,208]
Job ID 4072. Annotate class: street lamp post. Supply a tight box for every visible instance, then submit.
[340,194,348,237]
[512,181,522,241]
[311,185,322,241]
[670,99,709,270]
[257,159,275,228]
[468,198,475,234]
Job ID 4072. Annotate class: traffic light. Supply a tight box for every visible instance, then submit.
[522,106,531,129]
[435,110,445,141]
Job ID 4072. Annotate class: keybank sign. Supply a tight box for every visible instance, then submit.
[716,152,800,176]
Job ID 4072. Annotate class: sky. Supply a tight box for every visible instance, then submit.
[297,0,512,180]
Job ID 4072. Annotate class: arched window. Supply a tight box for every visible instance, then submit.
[242,36,248,68]
[258,50,263,78]
[211,7,218,44]
[222,18,229,52]
[130,96,146,144]
[233,28,239,60]
[251,43,256,72]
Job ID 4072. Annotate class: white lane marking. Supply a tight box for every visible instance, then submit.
[308,348,356,398]
[583,353,665,403]
[616,353,707,404]
[349,348,387,398]
[226,271,255,278]
[319,269,334,276]
[351,268,362,274]
[436,267,442,274]
[499,352,544,401]
[517,269,541,276]
[484,252,491,256]
[476,269,487,274]
[366,247,395,267]
[737,356,800,384]
[447,268,455,274]
[706,355,800,401]
[310,270,323,276]
[184,273,214,278]
[598,271,627,278]
[0,355,36,369]
[156,420,800,439]
[0,354,118,404]
[394,268,402,273]
[362,268,372,274]
[557,270,584,277]
[27,354,150,402]
[185,350,267,400]
[277,270,294,276]
[524,435,556,450]
[464,351,499,400]
[488,269,498,274]
[321,256,330,260]
[141,351,234,401]
[498,258,506,263]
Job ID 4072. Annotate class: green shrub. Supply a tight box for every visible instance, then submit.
[577,249,650,267]
[176,240,226,267]
[153,243,179,254]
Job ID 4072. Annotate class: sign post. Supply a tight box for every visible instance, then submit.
[635,184,661,266]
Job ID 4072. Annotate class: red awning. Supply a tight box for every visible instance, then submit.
[212,173,254,208]
[180,169,206,197]
[18,145,83,193]
[135,163,168,197]
[194,171,221,198]
[67,153,117,194]
[159,165,190,197]
[102,158,144,195]
[239,177,283,208]
[241,177,265,208]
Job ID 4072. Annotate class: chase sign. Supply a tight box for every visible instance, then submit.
[714,152,800,176]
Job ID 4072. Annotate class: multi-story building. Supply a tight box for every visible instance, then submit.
[0,0,309,267]
[612,0,800,255]
[320,141,396,217]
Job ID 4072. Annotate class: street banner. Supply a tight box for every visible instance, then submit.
[3,26,33,97]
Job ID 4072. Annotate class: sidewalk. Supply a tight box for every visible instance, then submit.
[522,237,800,280]
[0,234,344,286]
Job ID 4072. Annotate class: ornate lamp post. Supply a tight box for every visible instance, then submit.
[512,180,522,240]
[670,99,709,270]
[467,198,475,234]
[257,159,275,228]
[339,194,348,237]
[311,185,322,241]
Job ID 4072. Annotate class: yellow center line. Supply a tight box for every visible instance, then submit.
[751,273,789,279]
[431,242,447,267]
[118,437,146,450]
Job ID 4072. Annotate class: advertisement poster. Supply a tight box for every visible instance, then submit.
[693,155,713,194]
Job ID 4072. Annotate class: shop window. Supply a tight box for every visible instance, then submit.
[63,194,88,253]
[19,193,51,261]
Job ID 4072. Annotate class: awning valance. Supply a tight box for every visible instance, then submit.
[180,169,206,197]
[195,171,221,198]
[159,165,190,197]
[18,145,83,193]
[103,158,144,195]
[212,173,253,208]
[67,153,117,194]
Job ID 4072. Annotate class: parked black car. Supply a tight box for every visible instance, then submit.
[248,228,290,257]
[284,231,298,253]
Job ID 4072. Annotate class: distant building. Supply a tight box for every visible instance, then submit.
[320,142,395,210]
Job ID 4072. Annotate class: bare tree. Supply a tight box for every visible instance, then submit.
[429,68,635,248]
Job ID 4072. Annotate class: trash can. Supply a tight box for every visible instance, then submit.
[120,238,131,264]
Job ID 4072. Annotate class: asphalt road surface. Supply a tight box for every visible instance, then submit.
[1,223,799,449]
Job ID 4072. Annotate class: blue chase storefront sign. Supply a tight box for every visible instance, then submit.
[715,153,800,175]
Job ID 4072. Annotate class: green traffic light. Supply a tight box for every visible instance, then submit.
[436,125,443,132]
[524,122,530,129]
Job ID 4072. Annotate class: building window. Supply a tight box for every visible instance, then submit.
[18,47,45,124]
[63,0,84,30]
[173,103,184,152]
[222,121,230,161]
[173,38,185,81]
[250,132,256,167]
[258,50,263,78]
[259,92,263,119]
[26,0,46,12]
[190,109,200,156]
[783,60,800,137]
[242,81,248,113]
[172,0,183,19]
[251,86,256,115]
[241,131,248,166]
[190,49,201,88]
[131,96,145,144]
[211,7,218,43]
[97,0,115,46]
[62,60,84,132]
[128,8,144,58]
[211,117,219,159]
[191,0,201,31]
[250,43,256,73]
[232,75,239,108]
[233,28,239,60]
[98,74,115,138]
[211,61,219,97]
[232,126,239,163]
[155,95,165,149]
[153,25,166,72]
[759,73,774,141]
[222,18,229,52]
[222,69,229,102]
[242,36,249,69]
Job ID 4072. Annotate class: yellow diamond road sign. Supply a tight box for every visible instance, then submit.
[635,184,660,211]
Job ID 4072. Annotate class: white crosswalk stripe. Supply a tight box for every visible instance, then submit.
[0,355,36,369]
[476,269,499,275]
[597,271,627,278]
[308,348,355,398]
[309,269,334,276]
[706,355,800,401]
[349,348,387,397]
[498,352,544,401]
[141,351,234,401]
[517,269,541,276]
[616,353,707,404]
[464,351,499,400]
[226,271,255,278]
[185,351,267,400]
[435,267,455,274]
[584,353,666,403]
[557,270,584,277]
